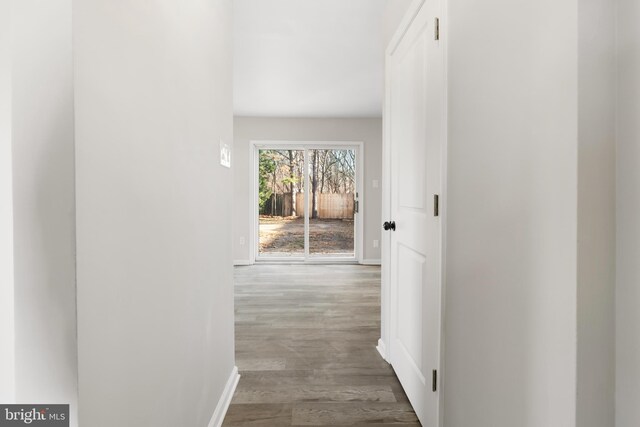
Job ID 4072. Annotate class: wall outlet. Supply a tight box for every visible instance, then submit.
[372,179,379,189]
[239,236,245,246]
[373,239,379,248]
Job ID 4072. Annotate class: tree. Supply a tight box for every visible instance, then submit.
[258,148,355,216]
[287,150,297,216]
[258,151,276,213]
[311,150,318,218]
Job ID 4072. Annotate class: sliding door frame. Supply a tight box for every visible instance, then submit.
[250,140,364,264]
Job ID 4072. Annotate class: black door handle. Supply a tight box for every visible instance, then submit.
[383,221,396,231]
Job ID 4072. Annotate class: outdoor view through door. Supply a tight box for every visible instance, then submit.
[257,147,358,260]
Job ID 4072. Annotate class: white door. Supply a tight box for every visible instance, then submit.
[386,1,444,426]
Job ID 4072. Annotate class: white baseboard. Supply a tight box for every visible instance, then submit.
[207,366,240,427]
[361,259,382,265]
[233,260,253,266]
[377,338,389,363]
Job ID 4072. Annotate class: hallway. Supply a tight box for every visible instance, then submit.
[223,265,419,426]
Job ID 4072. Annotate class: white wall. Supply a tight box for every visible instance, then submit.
[10,0,79,423]
[233,117,383,263]
[444,0,579,425]
[616,0,640,425]
[74,0,235,426]
[0,0,15,404]
[576,0,616,424]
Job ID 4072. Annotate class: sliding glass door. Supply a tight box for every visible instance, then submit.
[255,144,359,261]
[257,149,305,257]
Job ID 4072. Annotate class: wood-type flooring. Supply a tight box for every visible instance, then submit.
[222,264,420,426]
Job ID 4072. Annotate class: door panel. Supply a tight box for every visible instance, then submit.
[388,1,443,426]
[397,244,425,374]
[307,149,356,257]
[396,33,428,212]
[258,149,305,257]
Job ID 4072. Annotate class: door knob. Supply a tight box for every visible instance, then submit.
[383,221,396,231]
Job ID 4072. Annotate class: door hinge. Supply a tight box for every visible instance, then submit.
[434,194,440,217]
[435,17,440,41]
[354,200,359,214]
[432,369,438,392]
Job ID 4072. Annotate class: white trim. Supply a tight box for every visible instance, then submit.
[255,256,306,262]
[376,338,389,363]
[255,258,358,265]
[361,259,382,266]
[207,366,240,427]
[250,141,364,264]
[233,260,253,266]
[356,144,365,264]
[252,140,362,148]
[304,148,310,258]
[251,145,258,263]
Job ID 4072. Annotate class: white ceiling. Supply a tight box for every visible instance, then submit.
[234,0,386,118]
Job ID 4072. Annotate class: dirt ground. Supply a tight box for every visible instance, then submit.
[259,216,354,255]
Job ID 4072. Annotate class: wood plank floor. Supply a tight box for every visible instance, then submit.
[223,264,420,426]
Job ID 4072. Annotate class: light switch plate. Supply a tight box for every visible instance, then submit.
[372,179,379,189]
[220,140,231,168]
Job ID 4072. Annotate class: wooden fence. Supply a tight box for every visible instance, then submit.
[295,193,354,219]
[262,192,354,219]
